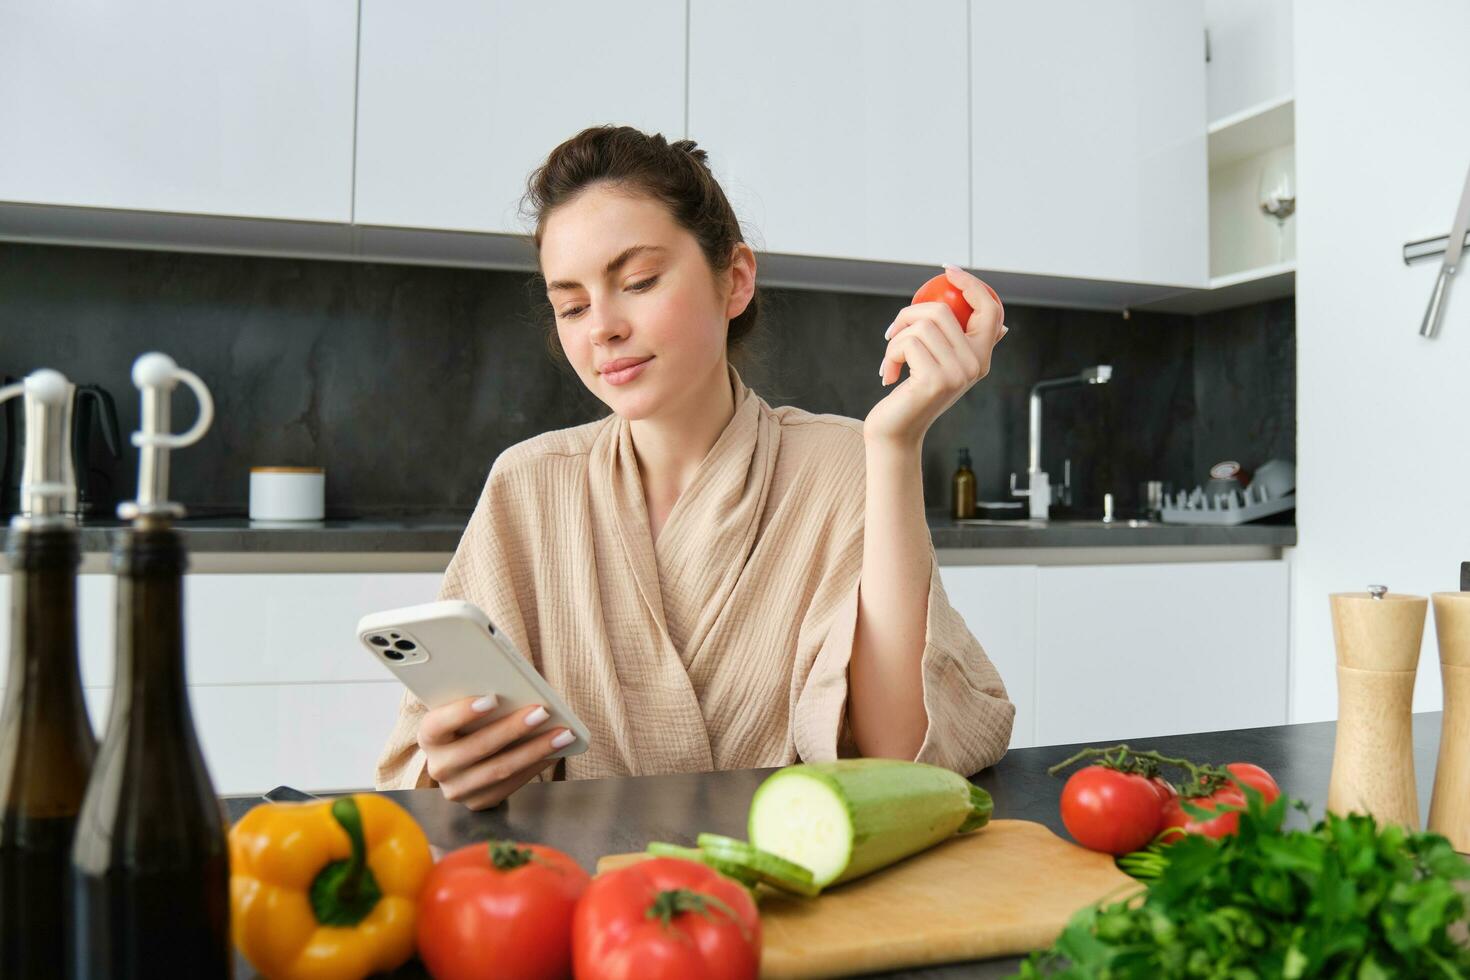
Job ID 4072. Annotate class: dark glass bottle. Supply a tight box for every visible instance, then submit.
[70,526,230,978]
[951,447,977,519]
[0,527,95,979]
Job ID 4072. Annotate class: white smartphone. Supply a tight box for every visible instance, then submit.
[356,599,590,760]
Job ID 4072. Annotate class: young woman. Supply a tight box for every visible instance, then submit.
[376,126,1014,810]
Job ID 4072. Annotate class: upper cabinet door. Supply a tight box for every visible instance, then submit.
[354,0,686,235]
[970,1,1208,287]
[688,0,969,267]
[0,0,357,222]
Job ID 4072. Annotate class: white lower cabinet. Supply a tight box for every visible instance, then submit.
[1,572,440,795]
[4,560,1289,788]
[1032,561,1289,745]
[938,566,1039,749]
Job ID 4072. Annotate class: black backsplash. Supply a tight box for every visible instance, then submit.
[1,242,1294,519]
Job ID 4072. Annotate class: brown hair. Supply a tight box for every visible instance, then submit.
[522,125,761,363]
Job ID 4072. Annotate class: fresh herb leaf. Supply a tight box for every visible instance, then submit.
[1018,791,1470,979]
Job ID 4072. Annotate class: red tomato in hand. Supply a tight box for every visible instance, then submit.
[912,271,1003,329]
[416,840,591,980]
[912,273,975,330]
[573,856,761,980]
[1059,765,1166,855]
[1225,762,1280,803]
[1160,786,1248,840]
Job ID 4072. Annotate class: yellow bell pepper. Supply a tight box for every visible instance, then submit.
[229,793,434,980]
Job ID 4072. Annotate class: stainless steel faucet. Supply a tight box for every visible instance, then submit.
[1010,365,1112,519]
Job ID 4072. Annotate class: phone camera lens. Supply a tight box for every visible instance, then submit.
[393,639,417,652]
[384,649,405,662]
[369,636,390,647]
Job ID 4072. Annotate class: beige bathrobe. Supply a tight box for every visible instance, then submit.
[375,367,1014,788]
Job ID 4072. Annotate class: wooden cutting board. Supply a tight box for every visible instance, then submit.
[597,819,1138,979]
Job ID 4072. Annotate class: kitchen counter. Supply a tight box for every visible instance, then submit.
[223,712,1444,978]
[0,512,1295,572]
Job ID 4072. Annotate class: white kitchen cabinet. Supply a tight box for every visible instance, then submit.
[1,572,438,794]
[1033,560,1289,746]
[969,0,1209,287]
[938,566,1038,749]
[0,0,358,222]
[354,0,686,234]
[81,682,407,796]
[688,0,970,267]
[1204,0,1294,124]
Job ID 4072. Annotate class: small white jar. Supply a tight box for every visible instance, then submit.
[249,467,325,521]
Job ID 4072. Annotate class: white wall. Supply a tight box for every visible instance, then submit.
[1291,1,1470,722]
[1205,0,1294,121]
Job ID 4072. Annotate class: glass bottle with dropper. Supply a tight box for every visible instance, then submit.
[0,370,96,979]
[69,353,229,978]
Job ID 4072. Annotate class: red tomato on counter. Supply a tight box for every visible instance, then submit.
[1226,762,1281,803]
[573,856,761,980]
[1059,765,1166,855]
[416,840,590,980]
[1160,785,1248,840]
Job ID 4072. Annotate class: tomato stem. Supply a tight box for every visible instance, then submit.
[646,888,749,941]
[1048,743,1233,798]
[487,839,535,871]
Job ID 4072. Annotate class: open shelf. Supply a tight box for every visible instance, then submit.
[1208,95,1295,171]
[1210,259,1295,290]
[1137,260,1295,315]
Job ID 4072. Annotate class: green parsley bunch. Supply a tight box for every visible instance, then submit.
[1020,791,1470,978]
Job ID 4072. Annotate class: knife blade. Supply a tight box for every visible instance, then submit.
[1420,160,1470,338]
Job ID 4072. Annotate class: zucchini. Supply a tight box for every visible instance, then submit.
[644,841,761,890]
[694,833,821,898]
[747,759,992,888]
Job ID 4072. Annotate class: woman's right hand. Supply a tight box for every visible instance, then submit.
[418,695,576,810]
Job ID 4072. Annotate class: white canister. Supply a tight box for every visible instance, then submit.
[249,467,325,521]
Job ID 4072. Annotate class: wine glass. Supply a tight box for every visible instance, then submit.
[1257,162,1296,265]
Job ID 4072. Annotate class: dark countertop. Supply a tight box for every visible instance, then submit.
[2,511,1295,554]
[224,713,1438,978]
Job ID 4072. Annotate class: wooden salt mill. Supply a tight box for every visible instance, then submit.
[1327,585,1427,827]
[1428,591,1470,850]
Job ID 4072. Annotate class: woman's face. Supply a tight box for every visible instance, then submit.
[540,184,752,421]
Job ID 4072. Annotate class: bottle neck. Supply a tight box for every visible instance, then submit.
[113,528,190,704]
[6,527,83,696]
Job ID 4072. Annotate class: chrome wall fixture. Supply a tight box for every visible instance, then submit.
[1404,161,1470,340]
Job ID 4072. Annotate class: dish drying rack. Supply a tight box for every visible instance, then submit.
[1158,483,1295,526]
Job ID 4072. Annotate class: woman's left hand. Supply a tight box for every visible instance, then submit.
[864,264,1007,448]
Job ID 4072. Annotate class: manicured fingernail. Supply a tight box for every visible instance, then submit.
[525,705,549,726]
[944,262,964,274]
[884,322,894,340]
[471,694,497,713]
[550,730,576,749]
[1000,325,1010,338]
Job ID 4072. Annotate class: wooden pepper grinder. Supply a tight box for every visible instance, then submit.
[1327,585,1427,827]
[1428,591,1470,850]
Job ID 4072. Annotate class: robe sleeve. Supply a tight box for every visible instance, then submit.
[793,547,1016,777]
[373,455,540,791]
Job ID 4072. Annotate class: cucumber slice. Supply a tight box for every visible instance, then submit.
[747,759,993,889]
[644,841,761,889]
[695,833,821,898]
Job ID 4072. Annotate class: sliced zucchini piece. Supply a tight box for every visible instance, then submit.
[695,833,821,898]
